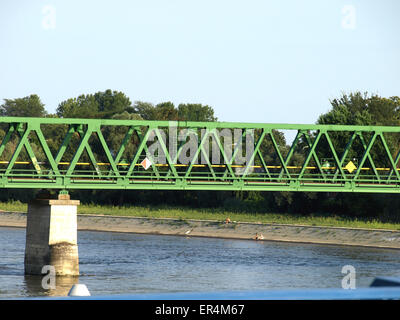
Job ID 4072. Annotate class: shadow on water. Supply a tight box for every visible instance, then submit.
[23,275,79,297]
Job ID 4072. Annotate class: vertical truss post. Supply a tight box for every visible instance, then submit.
[298,130,322,180]
[278,130,301,180]
[353,132,378,181]
[269,129,291,180]
[136,127,160,179]
[323,131,347,183]
[126,126,153,177]
[5,123,37,175]
[333,131,357,181]
[211,129,236,181]
[302,131,326,181]
[76,125,101,176]
[358,132,380,182]
[66,124,94,176]
[378,133,400,182]
[0,123,15,158]
[242,129,266,178]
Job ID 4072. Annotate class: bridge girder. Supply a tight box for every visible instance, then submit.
[1,117,400,193]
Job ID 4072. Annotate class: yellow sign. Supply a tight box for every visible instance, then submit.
[345,161,357,173]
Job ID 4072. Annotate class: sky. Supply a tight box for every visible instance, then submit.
[1,0,399,137]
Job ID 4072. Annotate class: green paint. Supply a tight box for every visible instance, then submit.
[0,116,400,193]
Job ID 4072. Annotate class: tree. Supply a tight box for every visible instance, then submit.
[0,94,47,162]
[133,101,157,120]
[57,89,132,119]
[0,94,46,202]
[153,102,178,120]
[316,92,400,167]
[0,94,46,117]
[314,91,400,219]
[134,101,218,122]
[319,92,400,126]
[93,90,132,118]
[133,101,178,121]
[177,103,217,122]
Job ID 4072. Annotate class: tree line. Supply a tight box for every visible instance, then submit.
[1,90,400,222]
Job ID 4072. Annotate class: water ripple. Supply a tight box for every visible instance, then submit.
[1,227,400,297]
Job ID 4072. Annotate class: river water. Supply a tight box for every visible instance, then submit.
[0,226,399,298]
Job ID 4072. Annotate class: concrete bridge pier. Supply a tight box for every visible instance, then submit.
[24,192,80,276]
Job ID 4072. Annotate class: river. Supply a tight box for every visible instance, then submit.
[0,226,399,298]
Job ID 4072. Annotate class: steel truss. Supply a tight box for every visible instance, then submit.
[1,117,400,193]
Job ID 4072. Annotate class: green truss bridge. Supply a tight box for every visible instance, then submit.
[1,116,400,193]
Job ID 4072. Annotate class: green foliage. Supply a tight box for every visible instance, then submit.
[177,103,217,122]
[134,101,217,122]
[1,201,399,230]
[311,91,400,220]
[93,90,132,118]
[319,92,400,126]
[133,101,178,120]
[317,92,400,165]
[133,101,158,120]
[0,94,46,117]
[56,89,132,119]
[153,102,178,120]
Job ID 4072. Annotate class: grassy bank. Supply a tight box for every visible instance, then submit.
[1,200,399,231]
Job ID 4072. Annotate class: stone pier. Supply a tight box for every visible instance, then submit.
[24,193,80,276]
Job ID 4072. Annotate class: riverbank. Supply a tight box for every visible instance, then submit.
[1,211,400,249]
[1,201,400,230]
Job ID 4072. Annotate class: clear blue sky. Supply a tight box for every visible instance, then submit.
[1,1,399,130]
